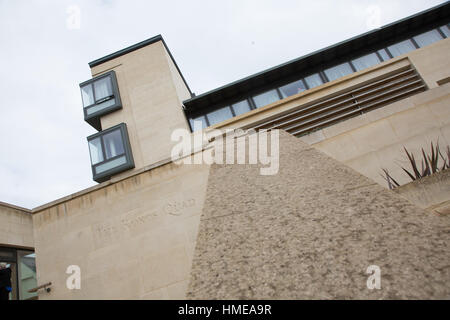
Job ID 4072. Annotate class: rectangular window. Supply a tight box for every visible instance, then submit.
[304,73,323,88]
[252,89,280,108]
[439,24,450,37]
[279,79,306,98]
[80,71,122,131]
[231,100,251,116]
[88,137,104,165]
[413,29,443,48]
[103,129,125,159]
[189,115,208,131]
[81,84,94,107]
[87,123,134,183]
[377,49,390,61]
[17,251,37,301]
[207,106,233,125]
[93,76,113,101]
[351,53,381,71]
[387,39,416,57]
[324,62,354,81]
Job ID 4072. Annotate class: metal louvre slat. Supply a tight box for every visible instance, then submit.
[290,84,426,137]
[252,68,416,130]
[269,76,422,131]
[250,65,426,136]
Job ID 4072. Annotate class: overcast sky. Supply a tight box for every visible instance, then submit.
[0,0,446,209]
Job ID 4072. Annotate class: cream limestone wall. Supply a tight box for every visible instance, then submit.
[90,40,191,176]
[0,202,33,249]
[307,84,450,188]
[409,37,450,89]
[32,162,209,299]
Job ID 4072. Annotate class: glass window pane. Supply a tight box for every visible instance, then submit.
[377,49,390,61]
[95,155,127,174]
[231,100,251,116]
[81,84,94,107]
[439,25,450,37]
[304,73,323,88]
[88,137,104,165]
[103,129,125,159]
[351,53,380,71]
[207,106,233,125]
[17,251,37,300]
[324,62,354,81]
[85,98,116,115]
[279,79,306,98]
[94,76,113,101]
[189,115,207,131]
[413,29,443,48]
[252,89,280,108]
[387,39,416,57]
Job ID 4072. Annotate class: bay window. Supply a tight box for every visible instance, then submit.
[87,123,134,183]
[80,71,122,131]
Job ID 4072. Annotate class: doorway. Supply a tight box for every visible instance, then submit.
[0,247,37,300]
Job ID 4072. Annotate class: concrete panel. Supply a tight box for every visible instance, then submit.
[33,162,210,299]
[0,202,33,248]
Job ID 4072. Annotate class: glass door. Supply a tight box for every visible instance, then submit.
[17,251,37,300]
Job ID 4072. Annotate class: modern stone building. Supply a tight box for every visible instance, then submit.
[1,3,449,299]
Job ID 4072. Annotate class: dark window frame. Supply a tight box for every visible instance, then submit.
[79,70,122,131]
[87,123,135,183]
[184,21,450,132]
[0,246,36,301]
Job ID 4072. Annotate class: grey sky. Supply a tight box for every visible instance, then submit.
[0,0,445,208]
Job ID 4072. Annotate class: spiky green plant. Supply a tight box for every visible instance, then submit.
[381,141,449,189]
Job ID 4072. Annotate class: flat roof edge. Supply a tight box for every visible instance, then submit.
[31,157,176,214]
[88,34,193,96]
[182,1,450,107]
[88,34,163,68]
[0,201,32,213]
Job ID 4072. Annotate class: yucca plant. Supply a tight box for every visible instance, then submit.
[381,141,450,189]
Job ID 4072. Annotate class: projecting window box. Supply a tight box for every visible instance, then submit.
[87,123,135,183]
[80,70,122,130]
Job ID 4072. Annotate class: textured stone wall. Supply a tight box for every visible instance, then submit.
[187,131,450,299]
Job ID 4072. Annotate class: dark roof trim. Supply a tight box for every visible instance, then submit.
[183,1,450,111]
[88,34,193,96]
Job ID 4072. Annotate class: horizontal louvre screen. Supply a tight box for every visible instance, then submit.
[250,65,426,137]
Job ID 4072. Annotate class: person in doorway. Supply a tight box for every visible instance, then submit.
[0,262,12,300]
